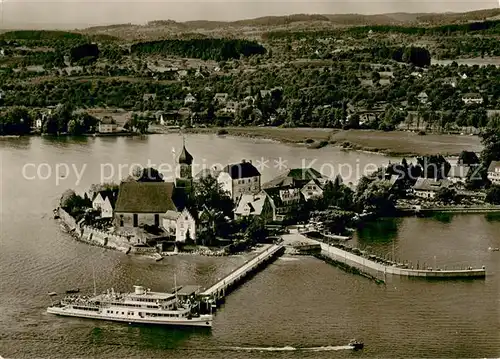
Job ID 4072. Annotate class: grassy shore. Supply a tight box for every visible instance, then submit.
[177,127,483,156]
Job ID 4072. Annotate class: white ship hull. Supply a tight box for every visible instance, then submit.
[47,306,212,327]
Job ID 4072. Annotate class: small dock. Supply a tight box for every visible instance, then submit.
[200,243,285,310]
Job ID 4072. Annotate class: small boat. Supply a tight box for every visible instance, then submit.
[488,247,499,252]
[348,339,364,350]
[66,288,80,294]
[48,292,57,296]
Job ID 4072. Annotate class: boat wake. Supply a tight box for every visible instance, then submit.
[221,345,353,352]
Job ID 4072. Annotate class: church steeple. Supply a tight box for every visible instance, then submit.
[178,136,193,166]
[176,136,193,189]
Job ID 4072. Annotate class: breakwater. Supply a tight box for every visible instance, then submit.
[314,253,385,285]
[291,230,486,279]
[319,241,485,279]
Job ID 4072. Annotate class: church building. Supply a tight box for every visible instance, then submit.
[113,139,197,242]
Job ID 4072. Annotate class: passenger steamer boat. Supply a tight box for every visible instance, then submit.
[47,285,213,327]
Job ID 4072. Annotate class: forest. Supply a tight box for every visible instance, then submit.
[130,39,267,61]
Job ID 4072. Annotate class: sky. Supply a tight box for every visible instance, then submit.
[0,0,498,29]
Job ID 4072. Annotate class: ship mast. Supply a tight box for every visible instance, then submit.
[174,273,178,302]
[92,263,97,296]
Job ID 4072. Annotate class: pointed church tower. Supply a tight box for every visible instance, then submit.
[176,136,194,193]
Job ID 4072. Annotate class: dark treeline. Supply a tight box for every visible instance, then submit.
[0,30,85,41]
[70,43,100,63]
[264,19,500,40]
[131,38,267,61]
[330,46,431,67]
[0,30,117,42]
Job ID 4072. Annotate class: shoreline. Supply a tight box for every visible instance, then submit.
[154,126,483,157]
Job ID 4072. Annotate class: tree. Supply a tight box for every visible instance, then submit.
[244,217,269,243]
[311,209,354,235]
[356,179,395,214]
[130,167,164,182]
[485,185,500,205]
[417,155,451,180]
[185,229,193,244]
[193,175,233,218]
[435,187,457,204]
[0,107,32,135]
[480,127,500,168]
[321,176,354,210]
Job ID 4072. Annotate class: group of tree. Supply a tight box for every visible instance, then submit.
[131,38,266,61]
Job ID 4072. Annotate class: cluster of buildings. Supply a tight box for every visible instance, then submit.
[88,143,331,244]
[87,144,500,244]
[409,153,500,200]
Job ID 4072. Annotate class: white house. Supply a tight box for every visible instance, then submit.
[417,92,429,104]
[462,93,484,105]
[159,114,165,125]
[234,193,273,221]
[300,179,326,201]
[184,93,197,105]
[263,187,302,222]
[217,160,261,202]
[411,72,423,78]
[223,101,239,114]
[460,73,468,80]
[177,70,188,78]
[162,208,197,242]
[487,161,500,185]
[413,178,452,199]
[92,190,118,219]
[98,117,118,133]
[214,93,229,104]
[442,77,457,88]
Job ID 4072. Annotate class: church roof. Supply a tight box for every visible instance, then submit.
[115,182,180,213]
[178,145,193,165]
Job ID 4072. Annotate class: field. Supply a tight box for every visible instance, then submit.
[181,127,483,156]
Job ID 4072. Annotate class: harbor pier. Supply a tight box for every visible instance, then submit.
[284,232,486,279]
[199,242,285,311]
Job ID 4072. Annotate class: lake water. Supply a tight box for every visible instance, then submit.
[1,135,499,358]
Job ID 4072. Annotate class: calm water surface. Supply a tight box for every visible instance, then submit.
[0,135,499,358]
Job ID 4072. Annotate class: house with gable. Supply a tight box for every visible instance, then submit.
[223,101,239,114]
[214,93,229,104]
[217,160,261,202]
[263,168,329,201]
[234,193,274,222]
[487,161,500,185]
[98,116,118,133]
[184,93,197,105]
[92,189,118,218]
[417,92,429,104]
[162,208,197,242]
[262,187,302,222]
[413,178,452,199]
[462,93,484,105]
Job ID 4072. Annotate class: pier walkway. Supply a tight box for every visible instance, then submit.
[200,242,284,304]
[284,232,486,279]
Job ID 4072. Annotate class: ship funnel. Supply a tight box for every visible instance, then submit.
[134,285,145,295]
